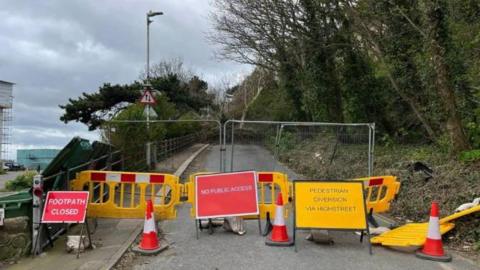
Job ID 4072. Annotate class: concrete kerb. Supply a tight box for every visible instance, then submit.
[103,144,210,270]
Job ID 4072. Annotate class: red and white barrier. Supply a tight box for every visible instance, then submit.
[90,172,165,184]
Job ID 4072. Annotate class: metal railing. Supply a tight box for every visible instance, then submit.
[107,119,223,172]
[154,132,203,163]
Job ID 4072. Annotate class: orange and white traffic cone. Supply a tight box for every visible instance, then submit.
[266,192,293,246]
[416,201,452,262]
[133,199,168,255]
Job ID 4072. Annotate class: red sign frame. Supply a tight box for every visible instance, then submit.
[42,191,89,223]
[140,89,157,105]
[195,171,259,219]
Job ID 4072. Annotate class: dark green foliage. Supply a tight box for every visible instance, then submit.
[460,149,480,162]
[60,71,215,131]
[60,82,142,130]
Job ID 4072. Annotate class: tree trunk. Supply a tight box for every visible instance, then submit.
[425,0,470,152]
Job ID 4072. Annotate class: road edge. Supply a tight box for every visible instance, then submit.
[103,143,210,270]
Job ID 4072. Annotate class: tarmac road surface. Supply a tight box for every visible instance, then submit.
[143,144,478,270]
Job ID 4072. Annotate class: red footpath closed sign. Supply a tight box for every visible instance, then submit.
[195,171,259,219]
[42,191,89,223]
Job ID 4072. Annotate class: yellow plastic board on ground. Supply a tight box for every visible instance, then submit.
[294,181,368,230]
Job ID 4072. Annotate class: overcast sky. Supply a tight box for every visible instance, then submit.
[0,0,250,159]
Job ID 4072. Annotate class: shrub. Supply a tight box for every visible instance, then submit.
[5,171,37,191]
[459,149,480,162]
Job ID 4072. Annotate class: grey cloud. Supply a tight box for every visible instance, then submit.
[0,0,250,160]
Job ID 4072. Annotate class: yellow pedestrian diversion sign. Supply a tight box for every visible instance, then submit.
[294,181,368,230]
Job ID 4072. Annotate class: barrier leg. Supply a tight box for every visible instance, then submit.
[367,209,379,228]
[195,219,199,240]
[262,212,273,236]
[257,215,262,235]
[208,219,214,235]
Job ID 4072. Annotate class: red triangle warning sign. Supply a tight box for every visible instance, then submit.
[140,90,156,105]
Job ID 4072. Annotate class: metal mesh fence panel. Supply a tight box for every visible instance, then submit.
[223,120,374,180]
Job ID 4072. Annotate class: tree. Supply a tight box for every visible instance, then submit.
[210,0,478,151]
[60,82,142,130]
[422,0,471,151]
[60,60,216,130]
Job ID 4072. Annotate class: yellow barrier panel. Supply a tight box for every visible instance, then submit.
[70,170,182,220]
[354,176,400,214]
[185,172,291,220]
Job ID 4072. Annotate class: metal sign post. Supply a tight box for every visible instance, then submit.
[140,86,157,169]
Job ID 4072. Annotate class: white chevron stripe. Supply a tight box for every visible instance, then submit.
[106,173,121,182]
[136,174,150,183]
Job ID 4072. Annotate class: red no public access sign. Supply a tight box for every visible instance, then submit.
[195,171,259,219]
[42,191,89,223]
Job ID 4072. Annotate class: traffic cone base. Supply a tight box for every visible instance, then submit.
[416,201,452,262]
[132,242,169,255]
[266,225,293,246]
[416,249,452,262]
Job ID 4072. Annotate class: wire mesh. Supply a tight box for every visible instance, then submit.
[223,120,374,180]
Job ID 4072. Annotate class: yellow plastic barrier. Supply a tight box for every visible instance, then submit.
[371,205,480,247]
[70,170,183,220]
[354,176,401,214]
[185,172,291,220]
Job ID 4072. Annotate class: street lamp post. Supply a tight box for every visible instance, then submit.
[146,10,163,81]
[145,10,163,169]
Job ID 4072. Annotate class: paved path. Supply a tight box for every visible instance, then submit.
[144,144,478,270]
[5,145,206,270]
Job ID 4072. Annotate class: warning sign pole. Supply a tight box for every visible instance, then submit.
[140,84,157,168]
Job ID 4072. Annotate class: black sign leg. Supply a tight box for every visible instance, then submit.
[44,224,54,248]
[85,219,93,250]
[77,223,85,259]
[208,219,214,235]
[294,228,297,252]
